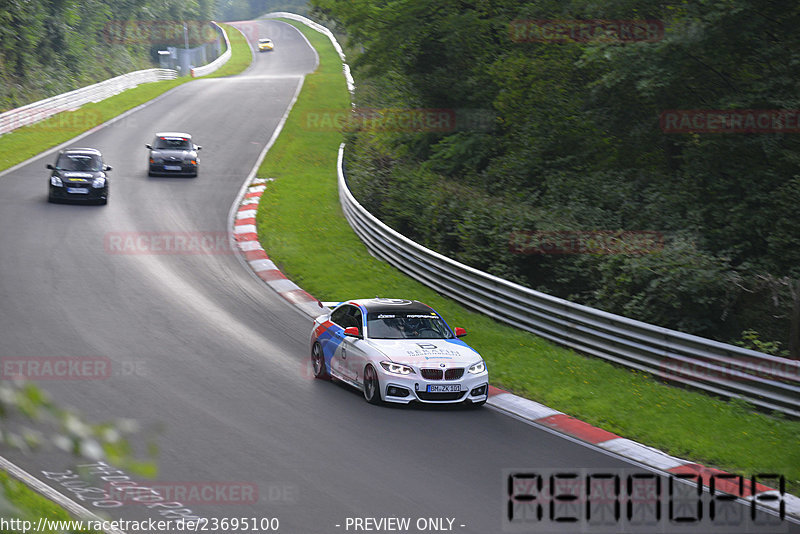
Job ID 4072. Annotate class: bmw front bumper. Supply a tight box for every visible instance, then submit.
[377,367,489,405]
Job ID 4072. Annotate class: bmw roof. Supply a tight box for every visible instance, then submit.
[345,298,439,315]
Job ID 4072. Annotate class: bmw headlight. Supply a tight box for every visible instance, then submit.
[468,361,486,374]
[380,361,415,375]
[50,175,63,187]
[92,176,106,188]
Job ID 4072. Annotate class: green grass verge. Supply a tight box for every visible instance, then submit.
[205,23,253,78]
[0,471,100,533]
[255,19,800,493]
[0,77,185,171]
[0,22,251,173]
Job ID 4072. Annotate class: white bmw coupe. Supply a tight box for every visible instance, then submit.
[310,298,489,406]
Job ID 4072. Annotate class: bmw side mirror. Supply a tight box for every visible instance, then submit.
[195,145,202,150]
[344,326,361,338]
[104,165,112,171]
[145,144,152,149]
[454,327,467,338]
[46,164,54,170]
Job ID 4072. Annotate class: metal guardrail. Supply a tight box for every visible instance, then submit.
[0,20,230,134]
[337,144,800,417]
[257,11,800,418]
[262,12,355,94]
[0,69,177,136]
[191,22,231,78]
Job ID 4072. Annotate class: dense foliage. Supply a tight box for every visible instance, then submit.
[311,0,800,357]
[0,0,311,110]
[0,0,219,109]
[217,0,309,21]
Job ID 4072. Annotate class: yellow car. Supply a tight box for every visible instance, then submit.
[257,38,274,52]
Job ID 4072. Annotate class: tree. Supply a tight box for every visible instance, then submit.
[315,0,800,353]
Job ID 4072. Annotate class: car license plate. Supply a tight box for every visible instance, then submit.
[164,165,181,171]
[427,384,461,393]
[66,187,89,194]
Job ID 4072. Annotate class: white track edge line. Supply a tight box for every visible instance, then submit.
[0,17,302,531]
[0,455,127,534]
[0,84,187,180]
[230,14,800,523]
[224,74,314,323]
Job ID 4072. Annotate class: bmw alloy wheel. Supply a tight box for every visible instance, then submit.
[311,343,328,379]
[363,364,382,405]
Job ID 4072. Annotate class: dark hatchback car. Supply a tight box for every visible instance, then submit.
[146,132,201,177]
[47,148,111,205]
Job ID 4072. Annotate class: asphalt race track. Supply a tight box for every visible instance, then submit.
[1,20,795,534]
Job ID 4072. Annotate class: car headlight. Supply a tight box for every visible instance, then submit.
[380,361,415,375]
[50,175,63,187]
[150,156,161,163]
[92,176,106,188]
[468,361,486,374]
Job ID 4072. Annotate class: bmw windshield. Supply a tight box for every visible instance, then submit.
[366,312,454,339]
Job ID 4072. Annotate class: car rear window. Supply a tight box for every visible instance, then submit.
[154,137,191,150]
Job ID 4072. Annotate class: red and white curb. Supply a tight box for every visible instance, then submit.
[232,178,325,318]
[230,14,799,524]
[487,385,799,519]
[230,185,798,521]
